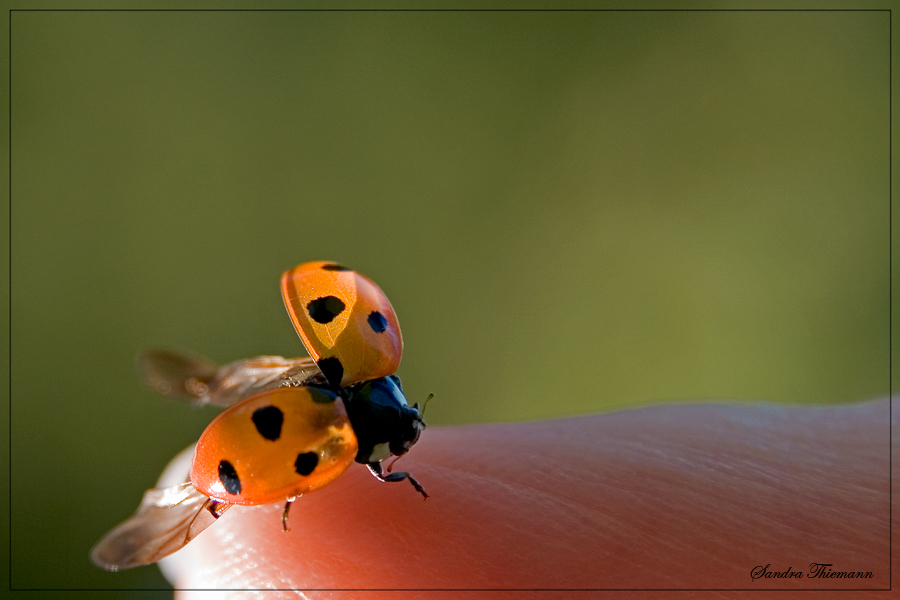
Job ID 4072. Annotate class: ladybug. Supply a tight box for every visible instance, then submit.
[91,262,429,571]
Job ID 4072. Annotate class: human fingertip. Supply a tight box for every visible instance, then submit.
[158,400,890,594]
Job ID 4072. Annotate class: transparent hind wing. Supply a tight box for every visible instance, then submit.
[138,349,218,399]
[209,355,324,406]
[139,349,324,407]
[90,483,231,571]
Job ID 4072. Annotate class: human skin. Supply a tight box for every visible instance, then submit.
[157,397,895,599]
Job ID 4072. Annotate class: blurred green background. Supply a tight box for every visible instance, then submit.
[7,8,890,595]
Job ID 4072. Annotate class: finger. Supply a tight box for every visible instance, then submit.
[161,398,893,598]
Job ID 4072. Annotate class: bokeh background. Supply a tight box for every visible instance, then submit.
[7,7,891,595]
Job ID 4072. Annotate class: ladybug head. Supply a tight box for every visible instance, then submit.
[342,375,427,464]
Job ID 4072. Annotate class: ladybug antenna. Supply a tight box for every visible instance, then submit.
[414,393,434,418]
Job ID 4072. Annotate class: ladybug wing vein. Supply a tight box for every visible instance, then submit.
[90,482,232,571]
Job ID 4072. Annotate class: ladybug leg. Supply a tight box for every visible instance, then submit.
[367,462,428,499]
[282,499,294,532]
[206,499,229,519]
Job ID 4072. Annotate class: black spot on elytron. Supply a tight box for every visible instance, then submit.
[307,296,346,324]
[218,460,241,495]
[367,311,388,333]
[321,263,350,272]
[295,452,319,476]
[252,405,284,441]
[308,386,338,404]
[317,357,344,388]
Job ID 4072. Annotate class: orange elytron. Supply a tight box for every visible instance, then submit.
[191,386,359,506]
[281,261,403,388]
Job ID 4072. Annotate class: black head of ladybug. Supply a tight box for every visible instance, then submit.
[341,375,425,464]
